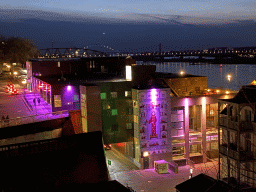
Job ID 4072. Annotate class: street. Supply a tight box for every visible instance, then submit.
[105,145,220,192]
[114,160,220,192]
[105,147,140,180]
[0,74,32,119]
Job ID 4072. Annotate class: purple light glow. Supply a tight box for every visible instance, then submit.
[67,85,71,91]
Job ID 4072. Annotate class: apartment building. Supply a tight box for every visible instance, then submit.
[219,82,256,188]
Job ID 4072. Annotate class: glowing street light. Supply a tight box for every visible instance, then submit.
[227,74,232,90]
[180,70,185,75]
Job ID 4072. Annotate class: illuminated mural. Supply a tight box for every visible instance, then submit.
[133,88,171,156]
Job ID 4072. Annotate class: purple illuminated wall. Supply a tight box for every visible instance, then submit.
[138,88,170,155]
[52,84,80,112]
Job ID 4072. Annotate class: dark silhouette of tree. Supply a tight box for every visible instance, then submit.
[0,36,40,67]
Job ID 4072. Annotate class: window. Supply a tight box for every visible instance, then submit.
[100,93,106,100]
[58,62,60,67]
[126,123,133,129]
[112,109,118,116]
[73,94,79,101]
[245,109,251,122]
[54,95,62,107]
[111,92,117,98]
[127,108,133,115]
[125,91,131,97]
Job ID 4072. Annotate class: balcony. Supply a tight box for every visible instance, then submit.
[219,144,255,162]
[219,117,239,131]
[239,121,255,132]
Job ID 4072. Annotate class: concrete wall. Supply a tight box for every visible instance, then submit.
[51,83,80,112]
[80,85,102,133]
[0,128,62,146]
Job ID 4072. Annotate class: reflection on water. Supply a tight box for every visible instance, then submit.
[136,61,256,91]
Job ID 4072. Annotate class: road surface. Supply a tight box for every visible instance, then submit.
[105,147,139,180]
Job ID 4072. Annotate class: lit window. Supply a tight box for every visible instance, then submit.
[112,109,118,116]
[125,91,131,97]
[58,62,60,67]
[100,93,107,99]
[54,95,62,107]
[111,92,117,98]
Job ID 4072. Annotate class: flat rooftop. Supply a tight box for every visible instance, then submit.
[34,73,128,85]
[155,72,206,79]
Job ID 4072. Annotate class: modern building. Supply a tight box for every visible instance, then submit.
[218,81,256,188]
[26,57,236,168]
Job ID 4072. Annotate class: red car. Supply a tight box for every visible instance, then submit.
[6,84,14,93]
[10,88,19,95]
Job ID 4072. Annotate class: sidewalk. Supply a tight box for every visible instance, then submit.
[22,90,51,114]
[113,160,219,192]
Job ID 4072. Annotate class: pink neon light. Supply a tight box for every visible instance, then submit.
[151,89,157,102]
[67,85,71,91]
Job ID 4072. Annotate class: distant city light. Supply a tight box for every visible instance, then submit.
[180,70,185,75]
[67,85,72,91]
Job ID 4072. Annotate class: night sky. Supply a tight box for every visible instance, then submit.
[0,0,255,52]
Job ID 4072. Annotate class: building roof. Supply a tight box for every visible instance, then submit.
[175,174,244,192]
[155,72,206,79]
[175,174,216,192]
[220,85,256,104]
[132,78,169,90]
[34,73,128,85]
[0,131,109,191]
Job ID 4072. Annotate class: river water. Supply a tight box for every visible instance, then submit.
[136,61,256,91]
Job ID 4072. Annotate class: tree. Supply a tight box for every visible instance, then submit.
[1,37,40,67]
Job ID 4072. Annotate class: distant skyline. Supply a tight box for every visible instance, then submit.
[0,0,255,52]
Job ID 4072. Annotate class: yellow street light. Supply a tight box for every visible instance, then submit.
[227,74,232,90]
[227,74,231,82]
[13,71,18,75]
[180,70,185,75]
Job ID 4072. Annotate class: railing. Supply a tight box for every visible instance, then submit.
[219,117,239,131]
[239,121,255,132]
[0,137,57,155]
[0,110,69,128]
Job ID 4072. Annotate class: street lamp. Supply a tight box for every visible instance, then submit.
[180,70,185,75]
